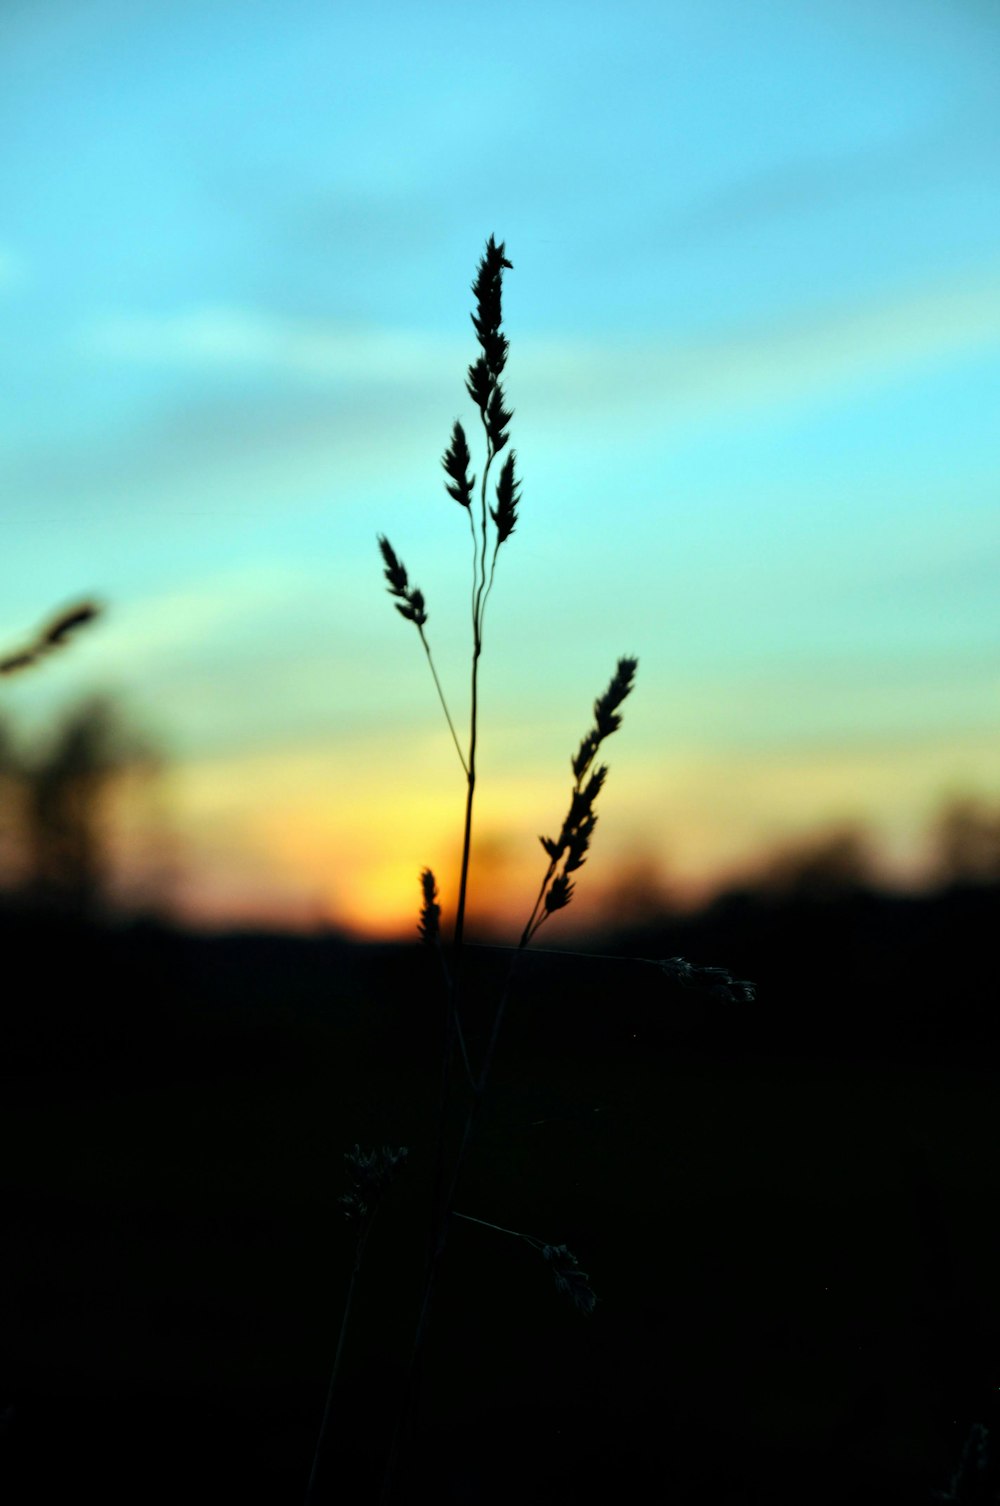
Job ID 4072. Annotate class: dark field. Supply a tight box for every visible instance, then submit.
[1,886,998,1503]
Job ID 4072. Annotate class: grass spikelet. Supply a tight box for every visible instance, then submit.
[466,234,513,437]
[418,868,441,945]
[933,1421,993,1503]
[660,956,756,1004]
[377,535,427,627]
[541,1243,598,1316]
[42,601,102,645]
[489,449,519,545]
[530,658,638,938]
[441,420,475,510]
[338,1144,409,1227]
[0,599,103,676]
[450,1212,598,1316]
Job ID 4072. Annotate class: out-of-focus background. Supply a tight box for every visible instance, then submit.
[1,0,997,939]
[4,10,1000,1504]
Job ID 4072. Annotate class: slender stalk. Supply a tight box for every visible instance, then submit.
[304,1211,378,1506]
[451,1210,545,1252]
[417,628,467,777]
[423,420,498,1271]
[384,312,507,1506]
[379,934,530,1506]
[452,1210,528,1240]
[454,669,478,952]
[464,943,663,965]
[453,431,495,950]
[431,936,473,1088]
[520,855,560,948]
[420,452,485,1307]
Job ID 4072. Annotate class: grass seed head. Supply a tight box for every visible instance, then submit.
[469,233,513,383]
[660,956,756,1004]
[466,235,515,450]
[0,599,103,676]
[418,867,441,945]
[339,1144,410,1226]
[541,1243,597,1315]
[490,450,520,544]
[377,535,428,627]
[594,656,639,739]
[442,420,475,509]
[544,873,575,914]
[43,601,102,645]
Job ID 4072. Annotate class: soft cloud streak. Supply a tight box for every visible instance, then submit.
[86,268,1000,428]
[88,307,465,385]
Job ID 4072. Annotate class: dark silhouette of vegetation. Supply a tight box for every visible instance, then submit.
[0,696,163,920]
[0,600,102,677]
[752,821,879,900]
[932,796,1000,887]
[2,874,998,1505]
[309,238,653,1505]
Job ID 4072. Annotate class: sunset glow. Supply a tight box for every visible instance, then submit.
[1,2,997,936]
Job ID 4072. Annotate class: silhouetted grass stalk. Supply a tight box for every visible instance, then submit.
[367,238,642,1504]
[310,234,757,1504]
[304,1146,408,1506]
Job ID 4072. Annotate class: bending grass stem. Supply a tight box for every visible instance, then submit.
[451,1210,546,1252]
[465,943,668,967]
[418,628,467,777]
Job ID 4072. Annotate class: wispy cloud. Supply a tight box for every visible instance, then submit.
[86,267,1000,428]
[658,111,1000,245]
[85,563,306,671]
[86,307,466,385]
[520,271,1000,426]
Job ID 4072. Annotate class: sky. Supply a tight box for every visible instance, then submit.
[0,0,997,938]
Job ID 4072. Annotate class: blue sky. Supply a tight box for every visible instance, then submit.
[1,0,997,934]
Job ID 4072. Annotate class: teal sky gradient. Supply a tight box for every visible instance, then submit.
[1,0,998,931]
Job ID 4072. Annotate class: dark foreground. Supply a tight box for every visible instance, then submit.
[1,884,998,1503]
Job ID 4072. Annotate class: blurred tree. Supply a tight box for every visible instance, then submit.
[754,823,879,900]
[596,851,676,925]
[1,696,165,920]
[0,715,27,891]
[931,797,1000,886]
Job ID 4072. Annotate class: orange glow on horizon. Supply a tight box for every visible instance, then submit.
[118,725,1000,937]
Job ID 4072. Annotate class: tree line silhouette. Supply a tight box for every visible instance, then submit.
[0,696,161,920]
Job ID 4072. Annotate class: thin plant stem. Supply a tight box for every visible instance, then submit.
[304,1210,379,1506]
[480,536,501,622]
[451,1210,546,1251]
[417,628,468,777]
[384,350,506,1506]
[379,933,531,1506]
[464,943,667,967]
[431,937,473,1088]
[424,412,502,1265]
[520,856,560,946]
[421,442,489,1295]
[376,239,647,1503]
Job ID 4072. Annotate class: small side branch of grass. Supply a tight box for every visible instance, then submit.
[305,1147,408,1506]
[452,1211,597,1314]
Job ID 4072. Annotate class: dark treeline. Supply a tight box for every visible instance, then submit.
[3,872,995,1073]
[2,864,998,1503]
[0,696,164,922]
